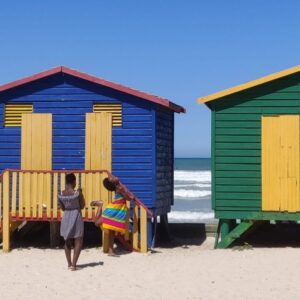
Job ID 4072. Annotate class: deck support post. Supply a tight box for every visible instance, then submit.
[50,222,61,248]
[140,208,148,253]
[160,214,172,242]
[3,171,10,252]
[220,219,236,241]
[220,219,231,242]
[102,230,109,253]
[214,221,221,249]
[217,220,254,249]
[150,217,157,248]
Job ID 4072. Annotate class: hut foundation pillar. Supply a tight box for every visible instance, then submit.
[217,220,254,249]
[50,222,61,248]
[220,219,232,242]
[159,214,172,242]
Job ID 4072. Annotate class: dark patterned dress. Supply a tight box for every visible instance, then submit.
[58,191,84,240]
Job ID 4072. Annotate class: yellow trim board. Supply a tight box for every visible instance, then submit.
[198,65,300,104]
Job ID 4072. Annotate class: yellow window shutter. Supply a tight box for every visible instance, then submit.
[93,103,122,127]
[4,104,33,127]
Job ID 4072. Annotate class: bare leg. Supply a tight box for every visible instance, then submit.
[108,231,116,256]
[72,237,83,270]
[92,201,103,227]
[92,202,116,255]
[64,239,72,268]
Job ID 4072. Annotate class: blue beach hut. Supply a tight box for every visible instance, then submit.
[0,66,185,251]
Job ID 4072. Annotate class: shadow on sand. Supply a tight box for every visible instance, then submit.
[5,222,136,256]
[9,222,104,250]
[156,222,300,250]
[6,220,300,251]
[77,261,104,269]
[235,222,300,248]
[155,223,215,248]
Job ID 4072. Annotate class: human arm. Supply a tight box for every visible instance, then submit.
[78,189,85,209]
[116,184,133,202]
[58,198,65,211]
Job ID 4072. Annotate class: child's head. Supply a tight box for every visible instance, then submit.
[103,177,117,191]
[66,173,76,188]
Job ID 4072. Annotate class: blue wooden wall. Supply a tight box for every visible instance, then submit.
[155,107,174,215]
[0,73,175,215]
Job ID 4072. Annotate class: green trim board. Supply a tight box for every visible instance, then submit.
[215,211,300,221]
[211,110,216,209]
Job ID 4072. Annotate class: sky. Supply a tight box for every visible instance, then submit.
[1,0,300,157]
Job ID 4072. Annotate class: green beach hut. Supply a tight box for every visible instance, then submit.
[198,65,300,248]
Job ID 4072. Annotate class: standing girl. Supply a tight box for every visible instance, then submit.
[58,173,85,270]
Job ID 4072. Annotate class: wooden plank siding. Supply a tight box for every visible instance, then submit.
[0,73,170,213]
[211,78,300,216]
[155,108,174,215]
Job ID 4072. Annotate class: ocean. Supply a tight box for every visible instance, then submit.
[168,158,215,223]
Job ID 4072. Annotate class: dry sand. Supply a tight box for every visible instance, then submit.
[1,237,300,300]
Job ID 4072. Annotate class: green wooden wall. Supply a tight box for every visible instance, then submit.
[209,74,300,220]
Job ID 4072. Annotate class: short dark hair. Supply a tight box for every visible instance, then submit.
[103,177,117,191]
[66,173,76,186]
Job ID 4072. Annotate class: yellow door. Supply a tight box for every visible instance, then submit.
[21,113,52,170]
[262,115,300,212]
[84,112,112,218]
[85,112,112,171]
[21,113,52,217]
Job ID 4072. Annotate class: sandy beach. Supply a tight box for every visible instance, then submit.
[1,235,300,300]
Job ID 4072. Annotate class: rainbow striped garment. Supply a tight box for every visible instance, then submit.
[102,193,128,234]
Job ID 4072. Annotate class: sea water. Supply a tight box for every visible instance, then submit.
[168,158,215,223]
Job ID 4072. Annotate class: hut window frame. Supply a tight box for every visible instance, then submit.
[4,103,33,127]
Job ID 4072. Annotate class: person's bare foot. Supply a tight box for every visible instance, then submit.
[108,249,119,257]
[70,265,81,271]
[108,253,120,257]
[90,200,103,207]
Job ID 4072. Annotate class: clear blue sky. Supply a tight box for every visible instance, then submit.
[1,0,300,157]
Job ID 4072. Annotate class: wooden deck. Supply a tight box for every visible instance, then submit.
[0,169,152,253]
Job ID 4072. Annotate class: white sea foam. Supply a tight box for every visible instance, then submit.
[174,170,211,183]
[174,189,211,198]
[172,165,212,221]
[168,211,215,223]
